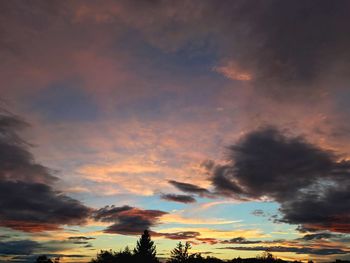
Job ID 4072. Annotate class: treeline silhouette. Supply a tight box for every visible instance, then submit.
[35,230,350,263]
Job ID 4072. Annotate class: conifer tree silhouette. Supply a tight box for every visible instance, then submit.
[168,242,191,263]
[134,230,159,263]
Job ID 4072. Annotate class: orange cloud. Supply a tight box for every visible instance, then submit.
[214,62,252,81]
[155,227,267,240]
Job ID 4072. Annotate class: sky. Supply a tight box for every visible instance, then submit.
[1,0,350,262]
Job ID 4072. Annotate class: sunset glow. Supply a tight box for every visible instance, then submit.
[1,1,350,262]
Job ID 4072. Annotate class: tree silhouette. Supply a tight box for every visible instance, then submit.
[257,251,275,263]
[90,250,116,263]
[90,247,134,263]
[133,230,159,263]
[36,256,59,263]
[86,230,350,263]
[168,242,191,263]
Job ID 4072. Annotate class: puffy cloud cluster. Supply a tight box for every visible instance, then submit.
[0,112,91,232]
[93,205,167,235]
[211,127,350,233]
[93,205,214,241]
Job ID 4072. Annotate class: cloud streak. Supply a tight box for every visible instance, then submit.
[0,240,40,255]
[169,180,212,198]
[220,246,349,256]
[160,193,196,203]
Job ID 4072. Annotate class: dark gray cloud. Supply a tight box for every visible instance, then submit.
[278,188,350,233]
[67,236,95,241]
[299,232,341,241]
[161,231,200,240]
[220,246,349,255]
[93,205,167,235]
[114,0,350,100]
[0,238,89,257]
[0,181,91,232]
[222,237,262,245]
[67,236,95,247]
[93,206,202,239]
[160,193,196,203]
[251,209,266,217]
[0,113,57,185]
[211,165,245,198]
[212,127,350,233]
[3,0,350,101]
[0,240,40,255]
[218,0,350,98]
[92,205,133,222]
[216,127,337,200]
[168,180,212,197]
[197,237,264,245]
[0,111,91,232]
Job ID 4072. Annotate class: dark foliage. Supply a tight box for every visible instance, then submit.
[168,242,191,263]
[133,230,159,263]
[36,231,350,263]
[36,255,59,263]
[90,248,133,263]
[89,230,159,263]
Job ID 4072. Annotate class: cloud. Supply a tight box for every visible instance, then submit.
[160,193,196,203]
[222,237,262,244]
[160,231,200,240]
[196,236,263,245]
[157,227,266,240]
[196,238,219,245]
[0,111,91,232]
[160,212,239,225]
[169,180,212,197]
[67,236,95,247]
[0,238,88,257]
[92,0,350,100]
[67,236,95,241]
[196,233,350,257]
[251,210,267,217]
[212,127,350,233]
[93,205,167,235]
[0,240,40,255]
[0,114,57,185]
[220,246,349,255]
[0,181,91,232]
[298,232,341,241]
[213,62,252,81]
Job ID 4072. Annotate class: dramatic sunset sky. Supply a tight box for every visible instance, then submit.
[1,1,350,262]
